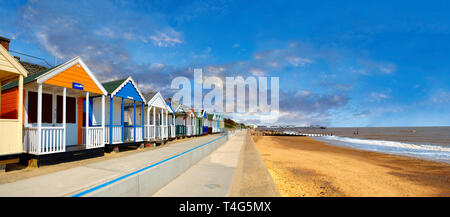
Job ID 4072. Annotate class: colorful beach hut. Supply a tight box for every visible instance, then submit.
[99,77,146,150]
[186,108,196,137]
[206,113,220,133]
[194,109,208,135]
[201,111,208,135]
[206,113,214,134]
[193,109,202,135]
[169,101,186,138]
[218,114,225,132]
[144,92,171,143]
[0,38,28,170]
[166,100,176,140]
[2,56,108,166]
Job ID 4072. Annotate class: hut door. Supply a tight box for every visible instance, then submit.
[57,96,77,146]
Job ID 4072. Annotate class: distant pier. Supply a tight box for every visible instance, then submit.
[252,130,333,137]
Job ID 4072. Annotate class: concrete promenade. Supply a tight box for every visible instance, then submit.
[0,134,228,197]
[228,132,280,196]
[153,131,280,197]
[153,130,245,196]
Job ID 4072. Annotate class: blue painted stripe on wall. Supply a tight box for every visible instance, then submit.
[71,135,225,197]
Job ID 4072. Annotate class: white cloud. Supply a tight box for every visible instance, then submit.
[430,90,450,104]
[357,59,397,75]
[286,56,312,67]
[149,31,182,47]
[123,32,135,40]
[349,67,369,75]
[151,63,165,70]
[336,84,353,90]
[370,91,390,102]
[205,66,226,74]
[249,68,265,76]
[94,26,115,38]
[378,63,397,74]
[36,32,64,59]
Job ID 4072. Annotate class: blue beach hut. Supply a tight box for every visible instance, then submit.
[98,77,146,149]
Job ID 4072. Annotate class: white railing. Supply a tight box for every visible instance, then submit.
[145,125,155,140]
[83,127,104,149]
[153,125,167,140]
[136,127,144,141]
[24,127,65,155]
[169,125,175,138]
[42,127,65,153]
[105,126,123,144]
[23,127,39,154]
[124,126,144,142]
[155,126,161,139]
[186,125,192,136]
[163,126,168,139]
[124,126,133,142]
[156,126,162,140]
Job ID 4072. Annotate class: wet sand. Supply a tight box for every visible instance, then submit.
[253,135,450,197]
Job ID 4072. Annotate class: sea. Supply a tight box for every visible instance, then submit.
[283,127,450,164]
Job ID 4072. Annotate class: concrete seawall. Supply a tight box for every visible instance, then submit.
[228,131,280,196]
[78,132,237,197]
[153,130,245,196]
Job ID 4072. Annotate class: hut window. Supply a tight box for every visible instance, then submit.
[42,93,52,123]
[56,96,76,123]
[27,91,52,123]
[27,91,37,123]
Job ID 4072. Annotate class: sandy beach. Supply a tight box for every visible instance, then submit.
[253,135,450,197]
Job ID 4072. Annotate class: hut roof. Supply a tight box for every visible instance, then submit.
[102,78,127,94]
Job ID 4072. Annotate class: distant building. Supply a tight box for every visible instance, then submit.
[248,124,258,129]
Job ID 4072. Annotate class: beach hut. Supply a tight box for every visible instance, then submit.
[219,114,225,132]
[194,109,205,136]
[0,38,28,171]
[144,92,171,144]
[98,77,146,150]
[209,113,220,133]
[186,108,197,137]
[201,111,208,135]
[165,100,176,140]
[206,113,215,134]
[213,113,224,133]
[2,56,108,166]
[169,102,186,138]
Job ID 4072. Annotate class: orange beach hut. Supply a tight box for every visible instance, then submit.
[1,56,108,166]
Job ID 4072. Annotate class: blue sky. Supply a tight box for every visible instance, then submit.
[1,0,449,127]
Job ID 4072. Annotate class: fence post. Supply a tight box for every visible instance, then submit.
[63,87,66,152]
[37,83,42,154]
[85,92,89,147]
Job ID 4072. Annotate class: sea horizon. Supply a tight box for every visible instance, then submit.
[260,126,450,164]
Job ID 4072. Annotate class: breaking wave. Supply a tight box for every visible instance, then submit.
[316,136,450,163]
